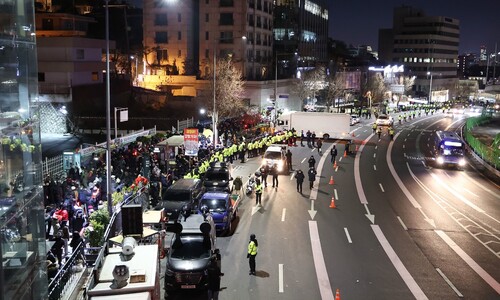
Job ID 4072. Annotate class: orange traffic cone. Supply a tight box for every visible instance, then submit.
[335,289,340,300]
[329,176,334,185]
[329,197,337,208]
[333,160,338,168]
[344,150,347,158]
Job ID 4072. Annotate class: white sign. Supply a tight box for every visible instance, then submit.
[120,109,129,122]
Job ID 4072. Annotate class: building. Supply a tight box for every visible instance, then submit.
[273,0,329,78]
[142,0,274,85]
[378,6,460,102]
[457,53,476,79]
[0,1,48,300]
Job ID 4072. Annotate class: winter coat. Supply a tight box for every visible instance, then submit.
[295,171,305,183]
[308,169,317,181]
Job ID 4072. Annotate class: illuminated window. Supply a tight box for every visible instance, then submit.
[92,72,99,81]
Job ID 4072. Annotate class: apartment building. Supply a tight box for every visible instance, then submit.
[142,0,274,84]
[379,6,460,101]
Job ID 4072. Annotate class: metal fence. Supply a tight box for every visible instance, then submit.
[463,116,499,170]
[48,241,86,300]
[177,117,194,132]
[42,128,157,178]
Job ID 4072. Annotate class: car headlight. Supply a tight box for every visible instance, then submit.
[437,156,444,164]
[458,158,466,166]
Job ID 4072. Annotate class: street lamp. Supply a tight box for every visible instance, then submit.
[105,0,112,216]
[212,35,246,146]
[427,71,433,104]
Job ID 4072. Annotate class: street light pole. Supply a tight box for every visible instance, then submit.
[427,72,433,104]
[105,0,113,216]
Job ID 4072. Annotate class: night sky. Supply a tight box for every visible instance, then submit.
[329,0,500,55]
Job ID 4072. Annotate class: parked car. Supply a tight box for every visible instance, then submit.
[203,162,233,193]
[198,192,239,235]
[161,178,204,222]
[350,114,360,125]
[376,114,393,126]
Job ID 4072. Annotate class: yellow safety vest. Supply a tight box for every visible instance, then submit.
[248,241,258,255]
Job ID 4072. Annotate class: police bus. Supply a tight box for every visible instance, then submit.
[432,131,466,168]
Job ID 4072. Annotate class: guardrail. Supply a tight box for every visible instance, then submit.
[463,116,499,170]
[48,241,86,300]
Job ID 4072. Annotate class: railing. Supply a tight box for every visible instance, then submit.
[463,116,499,170]
[48,241,86,300]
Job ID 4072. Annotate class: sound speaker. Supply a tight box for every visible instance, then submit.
[122,204,143,236]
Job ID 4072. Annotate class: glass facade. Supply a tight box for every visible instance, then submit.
[0,0,47,300]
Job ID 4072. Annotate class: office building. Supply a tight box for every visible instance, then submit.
[273,0,329,78]
[0,1,48,300]
[142,0,274,85]
[379,6,460,101]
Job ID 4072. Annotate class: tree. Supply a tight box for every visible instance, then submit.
[455,80,478,101]
[198,57,246,120]
[294,66,326,105]
[396,75,416,106]
[326,72,346,112]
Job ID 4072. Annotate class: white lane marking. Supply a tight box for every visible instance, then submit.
[375,145,378,150]
[421,161,426,167]
[372,225,428,299]
[404,138,407,142]
[435,230,500,294]
[397,216,408,231]
[429,173,484,213]
[461,172,500,200]
[290,172,295,181]
[387,133,421,208]
[335,166,338,172]
[281,208,286,222]
[354,134,374,204]
[363,129,367,132]
[403,144,406,149]
[436,268,463,298]
[339,157,342,162]
[311,148,316,152]
[463,188,479,197]
[334,189,338,201]
[309,143,333,200]
[309,221,334,300]
[301,157,306,163]
[278,264,284,293]
[373,153,376,158]
[373,165,377,171]
[344,227,352,243]
[379,183,385,192]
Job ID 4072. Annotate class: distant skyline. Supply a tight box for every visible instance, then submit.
[329,0,499,55]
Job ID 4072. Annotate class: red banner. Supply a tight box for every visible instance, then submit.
[183,128,199,156]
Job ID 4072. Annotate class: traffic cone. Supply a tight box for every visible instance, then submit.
[344,150,347,158]
[335,288,340,300]
[329,176,334,185]
[333,160,337,168]
[329,197,337,208]
[355,145,359,152]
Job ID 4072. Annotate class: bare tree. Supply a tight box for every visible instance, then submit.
[455,80,478,101]
[368,73,389,104]
[294,66,326,104]
[198,57,246,120]
[396,75,416,106]
[327,72,346,112]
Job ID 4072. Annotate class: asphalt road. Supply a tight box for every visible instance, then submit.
[164,112,500,300]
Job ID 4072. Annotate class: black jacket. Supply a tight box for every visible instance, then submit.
[295,171,305,183]
[308,169,317,181]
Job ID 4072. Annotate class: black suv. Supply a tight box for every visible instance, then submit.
[161,178,203,221]
[203,162,233,193]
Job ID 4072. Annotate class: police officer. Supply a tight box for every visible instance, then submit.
[308,155,316,168]
[389,127,395,141]
[271,164,279,188]
[247,234,258,275]
[330,145,338,163]
[255,179,263,206]
[259,164,269,187]
[295,169,305,193]
[307,167,317,189]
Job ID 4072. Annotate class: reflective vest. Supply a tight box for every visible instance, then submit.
[248,241,258,255]
[255,183,263,194]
